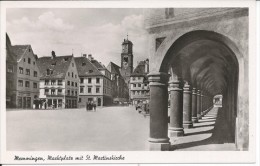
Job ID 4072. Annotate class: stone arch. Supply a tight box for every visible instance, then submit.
[150,30,247,150]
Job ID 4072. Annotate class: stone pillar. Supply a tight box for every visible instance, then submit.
[168,80,184,137]
[148,72,170,151]
[192,88,198,123]
[200,92,204,116]
[196,89,201,119]
[183,82,193,128]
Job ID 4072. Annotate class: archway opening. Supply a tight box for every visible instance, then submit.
[161,30,239,146]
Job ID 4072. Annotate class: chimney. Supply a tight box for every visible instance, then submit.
[83,54,87,58]
[88,54,92,61]
[51,51,56,59]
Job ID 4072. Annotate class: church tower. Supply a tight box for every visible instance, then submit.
[120,36,133,83]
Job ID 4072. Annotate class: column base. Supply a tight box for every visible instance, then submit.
[197,114,202,119]
[192,117,198,123]
[183,121,193,128]
[149,142,170,151]
[169,127,184,137]
[148,138,170,151]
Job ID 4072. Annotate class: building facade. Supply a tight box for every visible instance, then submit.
[11,44,40,109]
[145,8,249,150]
[130,59,149,104]
[6,34,18,108]
[37,52,79,109]
[107,62,129,103]
[75,55,112,108]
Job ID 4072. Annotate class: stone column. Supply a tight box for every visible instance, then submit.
[200,92,204,116]
[196,89,201,119]
[192,88,198,123]
[183,82,193,128]
[168,80,184,137]
[148,72,170,151]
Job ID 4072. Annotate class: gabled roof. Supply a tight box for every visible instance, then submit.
[74,57,103,77]
[37,55,73,79]
[6,34,17,63]
[11,45,31,61]
[91,59,106,69]
[107,62,121,76]
[131,60,149,77]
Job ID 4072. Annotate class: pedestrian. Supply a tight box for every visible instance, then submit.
[86,102,88,111]
[93,102,96,112]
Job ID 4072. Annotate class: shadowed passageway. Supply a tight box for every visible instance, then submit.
[172,107,236,151]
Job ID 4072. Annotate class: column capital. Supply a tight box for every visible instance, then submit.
[192,87,197,94]
[183,82,191,94]
[168,80,182,91]
[197,89,201,95]
[148,72,169,86]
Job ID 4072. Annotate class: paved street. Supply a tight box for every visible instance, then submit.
[7,106,150,151]
[6,106,236,151]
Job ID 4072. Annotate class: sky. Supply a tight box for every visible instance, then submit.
[6,8,148,67]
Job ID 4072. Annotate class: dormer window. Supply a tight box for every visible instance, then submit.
[47,69,53,75]
[89,70,93,73]
[82,62,86,66]
[51,61,56,66]
[64,57,68,61]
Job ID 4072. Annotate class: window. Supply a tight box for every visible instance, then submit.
[19,67,23,74]
[96,87,100,93]
[7,65,13,73]
[72,72,74,78]
[33,61,35,65]
[67,90,70,95]
[72,63,74,67]
[34,71,37,77]
[28,58,31,64]
[58,80,62,85]
[23,58,26,62]
[80,86,84,93]
[88,78,92,83]
[68,72,70,77]
[71,90,74,96]
[67,81,70,86]
[96,78,100,84]
[75,82,78,87]
[51,80,56,85]
[58,89,62,94]
[133,84,136,87]
[71,82,74,87]
[47,69,53,75]
[80,78,84,83]
[26,69,30,75]
[75,74,77,78]
[138,84,141,87]
[132,77,135,81]
[75,91,77,96]
[79,98,81,103]
[88,87,92,93]
[45,89,49,94]
[45,80,49,85]
[18,80,23,87]
[33,82,37,88]
[51,89,55,95]
[25,81,30,87]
